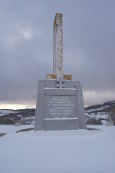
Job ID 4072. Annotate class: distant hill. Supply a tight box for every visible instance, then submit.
[85,100,115,125]
[0,100,115,125]
[85,100,115,115]
[0,109,35,124]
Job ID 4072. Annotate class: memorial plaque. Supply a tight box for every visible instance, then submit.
[46,96,74,118]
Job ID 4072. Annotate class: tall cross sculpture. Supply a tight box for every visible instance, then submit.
[53,13,63,83]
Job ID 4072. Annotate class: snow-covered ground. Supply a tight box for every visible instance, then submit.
[0,125,115,173]
[0,124,33,133]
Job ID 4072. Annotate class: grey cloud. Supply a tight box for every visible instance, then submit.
[0,0,115,107]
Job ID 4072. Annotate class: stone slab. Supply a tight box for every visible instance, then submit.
[34,79,86,130]
[44,119,79,130]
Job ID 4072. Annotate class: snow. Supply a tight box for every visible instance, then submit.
[87,107,105,113]
[0,109,17,116]
[45,117,78,120]
[87,113,108,120]
[45,88,76,90]
[0,125,115,173]
[0,124,33,133]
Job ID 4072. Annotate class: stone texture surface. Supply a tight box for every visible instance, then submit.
[34,80,86,130]
[53,13,63,79]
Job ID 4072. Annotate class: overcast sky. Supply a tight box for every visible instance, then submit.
[0,0,115,108]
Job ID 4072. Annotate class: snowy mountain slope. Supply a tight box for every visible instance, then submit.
[85,100,115,114]
[0,109,35,124]
[0,109,17,116]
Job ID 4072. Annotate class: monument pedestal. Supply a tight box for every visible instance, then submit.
[34,80,86,130]
[34,13,86,131]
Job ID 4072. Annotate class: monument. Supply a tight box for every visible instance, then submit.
[34,13,86,130]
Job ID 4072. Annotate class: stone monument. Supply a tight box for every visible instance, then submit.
[34,13,86,130]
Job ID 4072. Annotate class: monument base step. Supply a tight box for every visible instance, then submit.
[43,118,79,130]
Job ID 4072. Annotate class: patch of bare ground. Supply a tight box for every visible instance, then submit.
[0,133,6,137]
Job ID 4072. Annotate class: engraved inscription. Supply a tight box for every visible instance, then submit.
[47,96,74,118]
